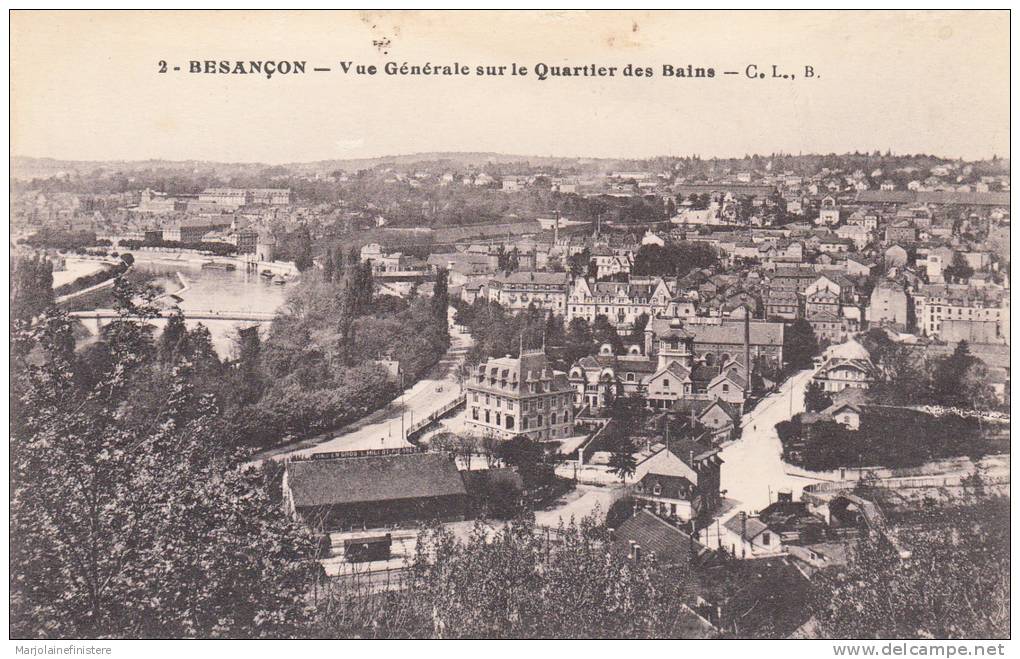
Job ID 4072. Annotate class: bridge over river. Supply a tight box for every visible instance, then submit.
[70,308,277,334]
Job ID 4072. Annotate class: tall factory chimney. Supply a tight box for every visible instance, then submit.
[743,306,751,384]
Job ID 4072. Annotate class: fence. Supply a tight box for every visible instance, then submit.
[406,394,466,442]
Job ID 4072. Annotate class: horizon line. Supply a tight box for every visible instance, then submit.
[10,150,1009,168]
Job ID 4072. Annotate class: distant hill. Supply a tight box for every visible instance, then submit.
[10,153,621,180]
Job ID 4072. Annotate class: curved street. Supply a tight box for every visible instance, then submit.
[719,368,818,513]
[255,307,474,461]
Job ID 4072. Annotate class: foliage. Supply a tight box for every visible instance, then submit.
[22,228,99,251]
[313,516,707,638]
[943,251,974,283]
[233,269,449,450]
[605,496,637,530]
[814,498,1009,638]
[495,436,546,488]
[11,253,55,322]
[607,441,638,482]
[10,302,319,638]
[52,260,129,297]
[778,408,1004,471]
[632,242,719,278]
[803,381,833,413]
[783,318,819,371]
[120,238,238,256]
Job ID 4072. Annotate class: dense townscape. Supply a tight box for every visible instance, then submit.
[10,151,1010,639]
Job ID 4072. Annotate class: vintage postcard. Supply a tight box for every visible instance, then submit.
[8,9,1010,647]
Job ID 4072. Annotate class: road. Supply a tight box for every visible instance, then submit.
[718,368,818,514]
[260,307,474,460]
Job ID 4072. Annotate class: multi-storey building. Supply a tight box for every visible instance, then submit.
[234,227,259,254]
[632,439,723,522]
[811,341,878,393]
[866,281,910,330]
[465,349,574,441]
[486,271,570,314]
[765,290,801,320]
[912,284,1008,340]
[566,276,674,329]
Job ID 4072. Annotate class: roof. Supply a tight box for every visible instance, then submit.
[611,509,713,566]
[635,473,696,501]
[723,514,770,539]
[685,320,784,347]
[285,453,467,508]
[490,271,569,286]
[823,339,871,361]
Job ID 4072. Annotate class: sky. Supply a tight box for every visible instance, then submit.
[10,10,1011,164]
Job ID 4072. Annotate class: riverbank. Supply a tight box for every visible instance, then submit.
[51,257,119,288]
[126,248,300,277]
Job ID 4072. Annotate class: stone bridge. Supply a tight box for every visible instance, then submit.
[70,308,277,334]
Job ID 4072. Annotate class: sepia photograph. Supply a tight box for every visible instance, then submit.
[7,8,1011,647]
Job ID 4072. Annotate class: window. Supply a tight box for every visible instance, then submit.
[626,373,635,382]
[653,483,662,496]
[663,378,670,388]
[471,407,479,420]
[722,384,730,393]
[484,410,490,424]
[762,533,770,546]
[506,415,515,430]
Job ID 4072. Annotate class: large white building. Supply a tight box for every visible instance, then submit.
[464,349,575,442]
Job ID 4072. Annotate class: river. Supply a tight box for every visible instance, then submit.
[133,259,290,358]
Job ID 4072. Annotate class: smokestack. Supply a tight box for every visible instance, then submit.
[740,511,747,540]
[554,210,560,244]
[743,308,751,385]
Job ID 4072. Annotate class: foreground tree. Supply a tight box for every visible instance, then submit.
[814,498,1009,639]
[784,318,819,371]
[315,517,707,638]
[608,439,638,483]
[11,302,319,638]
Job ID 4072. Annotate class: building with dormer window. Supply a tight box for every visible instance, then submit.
[464,348,574,441]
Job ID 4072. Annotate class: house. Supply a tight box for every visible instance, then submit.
[465,349,574,442]
[611,509,715,567]
[867,281,910,330]
[925,246,955,283]
[765,290,801,320]
[817,196,840,225]
[282,451,469,530]
[673,398,741,440]
[835,224,871,250]
[845,255,876,278]
[566,276,673,329]
[826,401,862,430]
[706,367,748,405]
[885,223,917,244]
[487,271,570,314]
[701,512,782,558]
[811,340,879,393]
[884,244,910,269]
[633,441,723,522]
